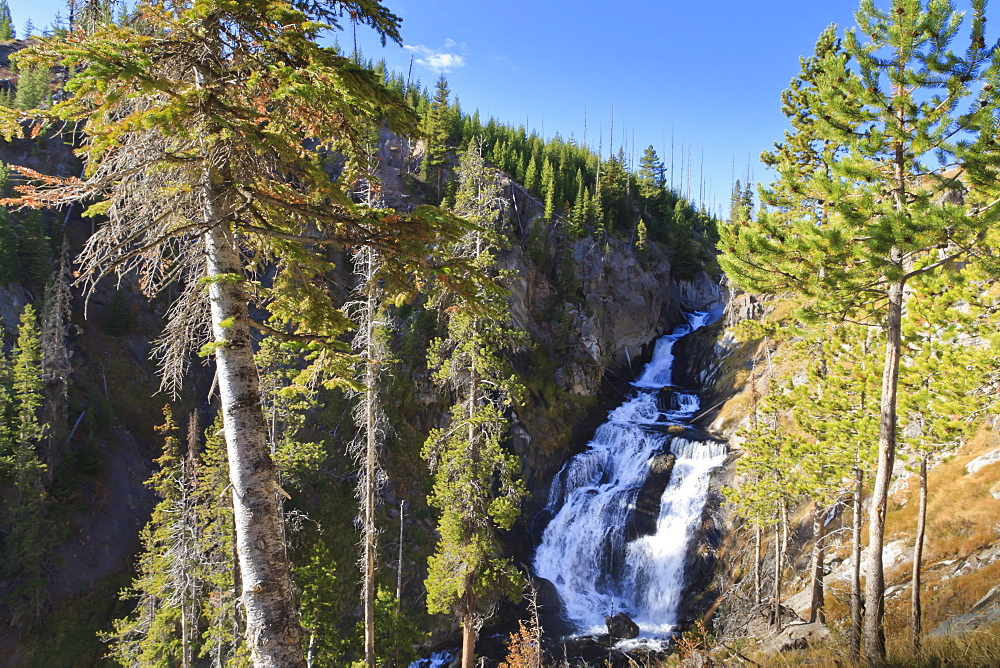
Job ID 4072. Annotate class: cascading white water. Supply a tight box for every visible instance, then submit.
[533,311,727,638]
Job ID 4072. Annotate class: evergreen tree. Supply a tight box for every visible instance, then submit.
[784,323,880,626]
[0,304,50,626]
[106,406,200,667]
[898,263,1000,652]
[718,6,1000,660]
[670,203,701,279]
[727,179,753,227]
[569,181,588,236]
[11,63,50,111]
[423,75,453,200]
[192,412,244,666]
[0,162,21,284]
[541,158,556,221]
[0,1,13,41]
[424,144,526,668]
[523,154,539,194]
[13,3,472,663]
[40,240,72,487]
[598,150,629,231]
[634,218,648,256]
[637,145,665,197]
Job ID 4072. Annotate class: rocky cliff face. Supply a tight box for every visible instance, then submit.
[487,172,725,511]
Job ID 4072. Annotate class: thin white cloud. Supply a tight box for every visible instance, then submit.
[403,42,466,73]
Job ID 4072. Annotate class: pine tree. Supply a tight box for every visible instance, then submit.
[106,406,201,666]
[718,6,1000,660]
[0,162,21,284]
[424,75,453,200]
[637,145,665,198]
[0,304,50,626]
[13,3,472,662]
[541,158,556,221]
[523,155,539,194]
[192,412,244,666]
[784,323,880,625]
[898,263,999,652]
[40,240,72,487]
[634,218,648,256]
[0,1,13,41]
[727,179,753,228]
[11,64,50,111]
[424,143,526,668]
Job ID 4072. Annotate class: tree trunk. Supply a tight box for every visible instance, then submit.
[911,453,927,653]
[461,590,478,668]
[773,522,782,632]
[863,274,904,666]
[397,499,405,613]
[754,524,762,607]
[363,328,377,668]
[850,462,864,661]
[809,502,826,624]
[204,219,305,667]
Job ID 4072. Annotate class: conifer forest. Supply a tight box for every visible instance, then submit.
[1,1,1000,666]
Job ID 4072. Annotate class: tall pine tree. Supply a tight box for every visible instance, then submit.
[718,5,1000,660]
[12,3,472,662]
[423,143,526,668]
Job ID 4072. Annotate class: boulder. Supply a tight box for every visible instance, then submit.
[626,452,676,541]
[757,622,831,655]
[966,448,1000,475]
[930,584,1000,638]
[605,611,640,640]
[745,604,804,638]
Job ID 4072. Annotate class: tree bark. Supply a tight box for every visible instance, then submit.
[773,522,782,632]
[809,502,826,624]
[204,217,305,667]
[461,590,478,668]
[754,524,762,607]
[850,462,864,662]
[911,453,927,653]
[863,274,904,666]
[363,305,378,668]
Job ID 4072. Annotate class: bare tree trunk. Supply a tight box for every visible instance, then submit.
[204,216,305,667]
[754,524,762,607]
[773,522,782,632]
[911,453,927,653]
[850,462,864,661]
[352,244,384,668]
[397,499,404,613]
[864,274,904,666]
[461,590,478,668]
[809,502,826,624]
[461,346,480,668]
[362,328,377,668]
[181,581,191,668]
[41,240,71,487]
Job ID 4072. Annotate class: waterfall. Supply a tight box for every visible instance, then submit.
[533,311,726,638]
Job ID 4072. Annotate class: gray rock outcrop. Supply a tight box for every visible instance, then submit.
[604,611,640,640]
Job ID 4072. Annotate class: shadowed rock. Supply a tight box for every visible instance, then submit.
[626,452,676,542]
[605,611,640,640]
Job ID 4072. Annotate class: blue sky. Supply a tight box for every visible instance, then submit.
[10,0,966,216]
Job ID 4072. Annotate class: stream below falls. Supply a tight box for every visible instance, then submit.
[533,310,727,642]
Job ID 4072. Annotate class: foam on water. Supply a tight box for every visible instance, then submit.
[534,311,726,639]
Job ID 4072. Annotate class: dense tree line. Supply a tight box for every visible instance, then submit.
[350,56,718,278]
